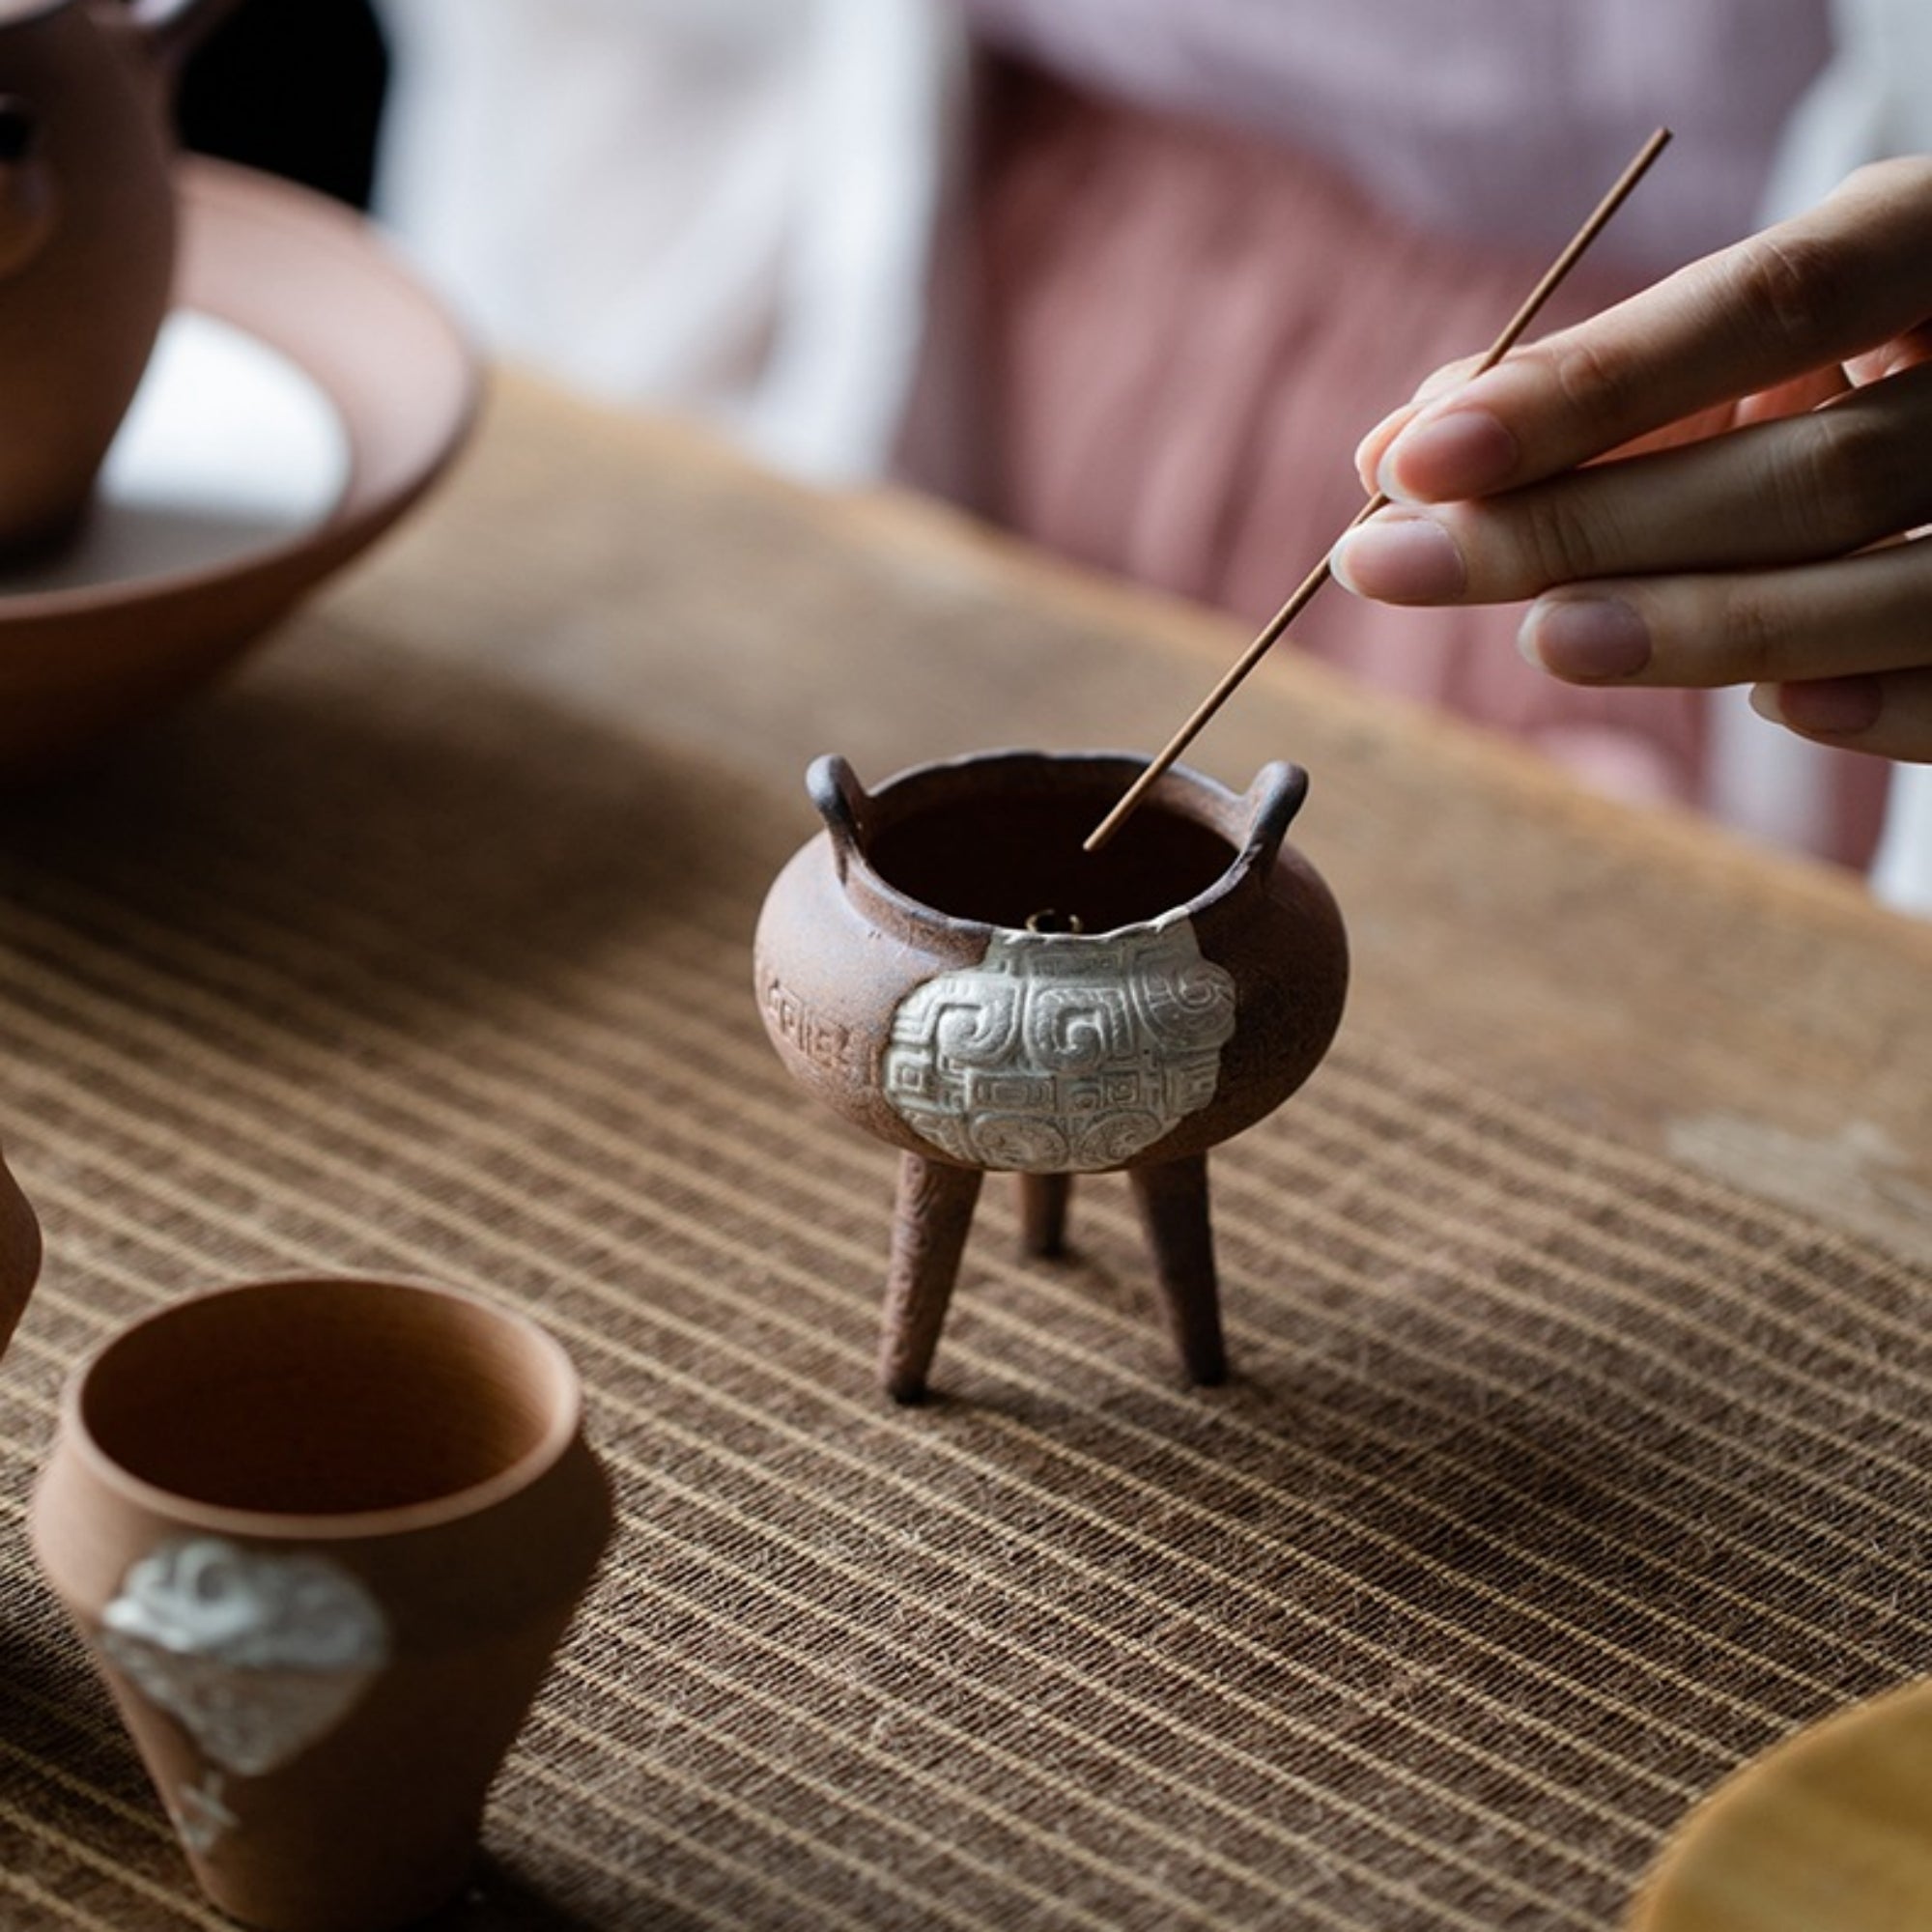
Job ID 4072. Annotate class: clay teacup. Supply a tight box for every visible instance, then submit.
[31,1274,612,1932]
[754,749,1349,1399]
[0,0,242,555]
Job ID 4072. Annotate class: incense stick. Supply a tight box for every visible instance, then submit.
[1083,126,1672,854]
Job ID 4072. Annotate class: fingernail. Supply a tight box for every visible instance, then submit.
[1353,406,1412,493]
[1520,599,1651,682]
[1411,363,1474,405]
[1378,408,1518,503]
[1756,675,1883,736]
[1330,513,1465,602]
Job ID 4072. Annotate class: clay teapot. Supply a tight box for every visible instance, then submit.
[754,749,1349,1400]
[0,0,241,556]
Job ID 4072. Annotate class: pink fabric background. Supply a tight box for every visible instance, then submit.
[962,0,1833,270]
[944,13,1888,857]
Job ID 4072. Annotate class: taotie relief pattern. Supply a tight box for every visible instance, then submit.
[882,918,1236,1173]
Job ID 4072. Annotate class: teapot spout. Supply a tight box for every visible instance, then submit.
[0,101,54,280]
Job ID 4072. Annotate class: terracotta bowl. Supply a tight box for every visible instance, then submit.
[0,156,478,781]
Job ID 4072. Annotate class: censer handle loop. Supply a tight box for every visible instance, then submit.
[1236,762,1309,877]
[806,753,873,885]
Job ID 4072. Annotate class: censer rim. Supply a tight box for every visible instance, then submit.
[808,746,1304,947]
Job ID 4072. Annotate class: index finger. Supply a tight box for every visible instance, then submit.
[1374,156,1932,504]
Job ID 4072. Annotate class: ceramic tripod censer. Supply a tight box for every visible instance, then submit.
[754,750,1348,1401]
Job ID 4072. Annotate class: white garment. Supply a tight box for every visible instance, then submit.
[372,0,963,484]
[1714,0,1932,902]
[1759,0,1932,216]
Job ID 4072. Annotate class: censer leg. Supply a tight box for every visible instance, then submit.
[1017,1172,1072,1259]
[1129,1151,1227,1385]
[879,1152,984,1404]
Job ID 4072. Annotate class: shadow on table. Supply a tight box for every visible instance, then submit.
[0,624,808,1045]
[423,1858,657,1932]
[940,1192,1927,1765]
[0,1608,699,1932]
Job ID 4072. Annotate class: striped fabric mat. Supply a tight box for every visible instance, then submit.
[2,634,1929,1930]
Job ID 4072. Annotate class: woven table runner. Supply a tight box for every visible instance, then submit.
[1,625,1928,1931]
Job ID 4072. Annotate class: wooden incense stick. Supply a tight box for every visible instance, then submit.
[1083,125,1672,853]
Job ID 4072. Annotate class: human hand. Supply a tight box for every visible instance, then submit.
[1330,157,1932,759]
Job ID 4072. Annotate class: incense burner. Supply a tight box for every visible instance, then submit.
[753,749,1348,1400]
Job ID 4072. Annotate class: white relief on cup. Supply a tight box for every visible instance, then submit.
[883,918,1236,1173]
[101,1537,390,1786]
[173,1768,238,1855]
